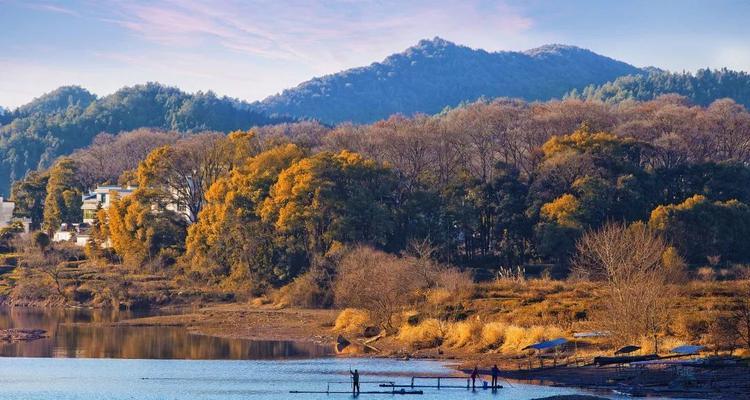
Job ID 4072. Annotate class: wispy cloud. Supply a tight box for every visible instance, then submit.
[25,2,80,17]
[97,0,534,71]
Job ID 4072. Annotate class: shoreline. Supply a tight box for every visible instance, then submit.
[4,303,749,399]
[113,303,749,399]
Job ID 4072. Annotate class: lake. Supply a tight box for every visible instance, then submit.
[0,306,330,359]
[0,307,661,399]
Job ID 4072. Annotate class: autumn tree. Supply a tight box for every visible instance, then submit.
[42,158,83,234]
[733,282,750,351]
[649,195,750,264]
[71,129,179,189]
[184,144,306,288]
[137,130,259,223]
[106,189,187,268]
[259,150,397,258]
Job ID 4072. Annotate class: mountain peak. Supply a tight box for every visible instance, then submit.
[415,36,456,49]
[524,44,588,57]
[261,39,642,123]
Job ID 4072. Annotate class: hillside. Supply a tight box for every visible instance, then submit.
[0,83,291,196]
[567,68,750,107]
[259,37,644,123]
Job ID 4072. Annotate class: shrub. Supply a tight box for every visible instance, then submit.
[426,288,452,306]
[445,319,483,348]
[397,319,444,348]
[276,268,333,308]
[481,322,508,348]
[333,308,371,335]
[334,246,422,331]
[696,267,717,281]
[436,268,475,300]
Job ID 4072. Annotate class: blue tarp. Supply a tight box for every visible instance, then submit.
[522,338,568,351]
[671,345,704,355]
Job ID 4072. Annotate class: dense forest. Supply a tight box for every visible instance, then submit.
[567,69,750,108]
[0,84,291,196]
[12,95,750,294]
[259,38,643,123]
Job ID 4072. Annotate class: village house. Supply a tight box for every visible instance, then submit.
[53,185,136,245]
[53,185,193,246]
[0,197,31,233]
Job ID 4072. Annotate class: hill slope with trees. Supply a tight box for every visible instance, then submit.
[259,37,644,123]
[0,83,291,196]
[567,68,750,107]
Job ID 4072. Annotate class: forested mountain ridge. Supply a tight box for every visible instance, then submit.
[258,37,644,123]
[0,83,292,196]
[566,68,750,107]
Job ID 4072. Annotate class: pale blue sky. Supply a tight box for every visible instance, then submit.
[1,0,749,108]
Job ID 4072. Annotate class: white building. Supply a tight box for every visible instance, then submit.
[81,185,136,224]
[0,197,14,228]
[54,185,136,245]
[0,197,31,232]
[54,184,193,246]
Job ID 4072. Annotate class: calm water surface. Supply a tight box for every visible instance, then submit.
[0,307,672,399]
[0,306,330,359]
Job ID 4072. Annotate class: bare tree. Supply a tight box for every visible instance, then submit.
[138,132,257,223]
[573,222,679,353]
[334,246,422,332]
[71,129,179,189]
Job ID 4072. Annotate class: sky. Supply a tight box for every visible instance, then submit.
[1,0,749,108]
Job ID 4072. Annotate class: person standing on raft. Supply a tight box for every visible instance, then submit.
[491,364,500,389]
[470,366,479,390]
[350,368,360,395]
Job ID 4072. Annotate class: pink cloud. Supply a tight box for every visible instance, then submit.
[98,0,535,69]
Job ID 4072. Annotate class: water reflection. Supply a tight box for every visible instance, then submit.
[0,307,331,359]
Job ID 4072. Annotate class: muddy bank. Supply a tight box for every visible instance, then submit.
[498,363,750,400]
[116,303,338,344]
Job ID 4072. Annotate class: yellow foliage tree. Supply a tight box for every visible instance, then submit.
[541,193,581,228]
[259,150,397,256]
[184,144,306,287]
[106,189,187,267]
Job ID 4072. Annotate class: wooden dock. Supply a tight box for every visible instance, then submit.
[289,389,424,395]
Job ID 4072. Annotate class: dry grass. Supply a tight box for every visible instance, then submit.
[397,318,445,348]
[500,324,565,352]
[426,288,453,306]
[480,321,508,348]
[444,319,483,348]
[333,308,371,335]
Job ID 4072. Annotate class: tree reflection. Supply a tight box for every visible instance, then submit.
[0,307,331,359]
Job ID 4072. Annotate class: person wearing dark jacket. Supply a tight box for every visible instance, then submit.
[350,369,360,395]
[470,366,479,390]
[491,364,500,389]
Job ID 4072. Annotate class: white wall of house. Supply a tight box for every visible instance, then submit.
[0,197,14,228]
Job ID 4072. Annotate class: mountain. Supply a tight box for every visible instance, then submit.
[0,83,291,196]
[566,68,750,107]
[258,37,644,123]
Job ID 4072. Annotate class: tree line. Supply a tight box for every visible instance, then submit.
[567,68,750,108]
[0,84,292,197]
[11,95,750,292]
